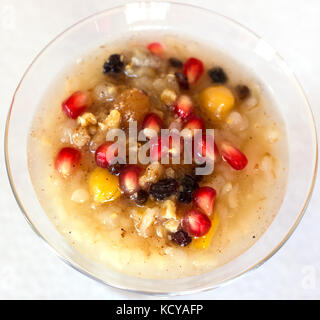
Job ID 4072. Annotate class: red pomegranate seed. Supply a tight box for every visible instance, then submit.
[119,165,141,196]
[142,113,163,135]
[194,134,216,163]
[183,57,204,84]
[182,115,205,137]
[220,142,248,170]
[182,209,212,237]
[193,187,216,216]
[147,42,164,56]
[55,147,81,178]
[62,91,91,119]
[95,142,118,168]
[150,134,183,162]
[174,95,194,120]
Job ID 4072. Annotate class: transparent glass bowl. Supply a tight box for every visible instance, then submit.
[5,1,318,295]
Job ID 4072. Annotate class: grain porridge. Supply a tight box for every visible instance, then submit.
[28,36,288,279]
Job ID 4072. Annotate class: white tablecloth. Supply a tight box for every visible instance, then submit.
[0,0,319,299]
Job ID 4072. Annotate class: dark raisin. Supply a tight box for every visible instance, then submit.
[169,57,183,68]
[103,54,124,74]
[135,190,149,206]
[236,85,250,100]
[171,230,192,247]
[208,67,228,83]
[175,72,189,90]
[181,175,199,193]
[149,179,178,201]
[108,163,125,176]
[178,191,192,204]
[178,175,199,204]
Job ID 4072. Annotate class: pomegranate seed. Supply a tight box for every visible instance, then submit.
[55,147,81,178]
[194,134,216,163]
[174,95,194,120]
[150,134,183,162]
[142,113,163,135]
[182,115,205,137]
[62,91,91,119]
[147,42,164,56]
[193,187,216,216]
[183,57,204,84]
[220,142,248,170]
[119,165,141,196]
[95,142,118,168]
[182,209,212,237]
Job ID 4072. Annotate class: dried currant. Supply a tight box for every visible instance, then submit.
[178,191,193,204]
[181,175,199,193]
[178,175,199,204]
[175,72,189,90]
[149,179,179,201]
[169,57,183,68]
[103,54,124,74]
[171,230,192,247]
[135,190,149,206]
[208,67,227,83]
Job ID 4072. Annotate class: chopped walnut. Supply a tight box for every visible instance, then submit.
[98,109,121,131]
[161,89,177,106]
[137,208,158,238]
[155,225,165,238]
[77,112,97,127]
[139,162,164,188]
[163,219,180,233]
[72,127,90,148]
[165,168,176,179]
[161,200,177,220]
[87,125,97,136]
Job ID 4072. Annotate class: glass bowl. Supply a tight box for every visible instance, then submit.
[5,1,318,295]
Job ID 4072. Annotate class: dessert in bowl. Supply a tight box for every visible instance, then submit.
[6,2,317,294]
[28,36,288,279]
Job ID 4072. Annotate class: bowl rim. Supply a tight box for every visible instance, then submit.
[4,0,318,296]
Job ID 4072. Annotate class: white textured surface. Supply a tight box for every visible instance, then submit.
[0,0,319,300]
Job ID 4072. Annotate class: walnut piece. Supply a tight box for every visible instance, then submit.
[161,200,177,220]
[77,112,97,127]
[72,127,90,148]
[139,162,164,188]
[163,219,180,233]
[161,89,177,106]
[98,109,121,131]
